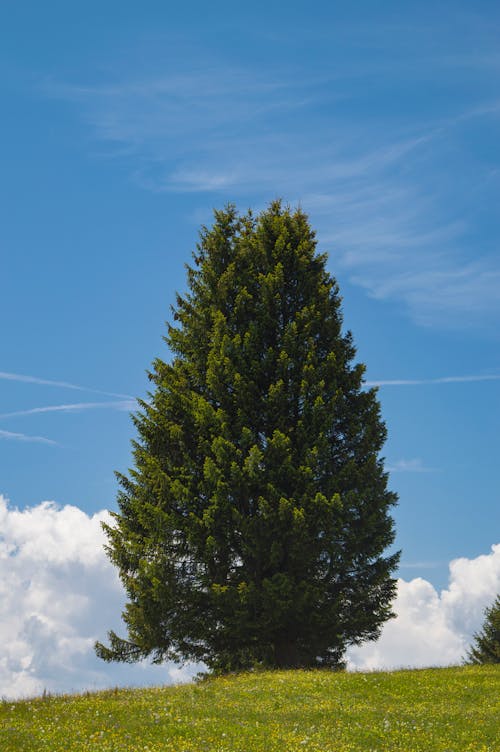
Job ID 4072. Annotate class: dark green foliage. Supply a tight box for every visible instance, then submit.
[467,595,500,664]
[96,201,399,672]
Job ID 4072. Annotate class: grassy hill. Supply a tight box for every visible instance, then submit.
[1,665,499,751]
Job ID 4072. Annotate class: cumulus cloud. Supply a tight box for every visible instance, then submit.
[1,492,499,700]
[348,544,500,670]
[0,495,197,700]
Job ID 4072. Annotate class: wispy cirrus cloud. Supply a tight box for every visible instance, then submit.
[43,69,317,134]
[308,182,500,331]
[41,35,500,331]
[0,429,57,446]
[41,61,442,199]
[350,260,500,328]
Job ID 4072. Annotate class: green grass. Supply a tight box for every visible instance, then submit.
[1,665,499,751]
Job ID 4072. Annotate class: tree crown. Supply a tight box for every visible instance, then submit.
[467,594,500,665]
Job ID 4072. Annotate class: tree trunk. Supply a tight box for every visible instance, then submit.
[274,639,301,668]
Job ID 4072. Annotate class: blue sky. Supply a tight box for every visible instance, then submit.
[1,1,500,695]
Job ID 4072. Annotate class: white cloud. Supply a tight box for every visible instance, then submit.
[1,493,499,700]
[0,495,197,700]
[39,24,500,332]
[352,261,500,329]
[45,66,500,329]
[348,543,500,670]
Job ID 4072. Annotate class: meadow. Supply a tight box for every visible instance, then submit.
[1,665,499,751]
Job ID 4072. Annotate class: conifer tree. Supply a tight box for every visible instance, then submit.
[96,201,399,672]
[466,594,500,664]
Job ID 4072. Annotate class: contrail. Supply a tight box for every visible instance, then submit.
[0,400,136,419]
[0,428,57,445]
[365,374,500,387]
[0,370,133,399]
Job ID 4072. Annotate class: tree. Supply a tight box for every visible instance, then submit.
[96,201,399,672]
[466,594,500,664]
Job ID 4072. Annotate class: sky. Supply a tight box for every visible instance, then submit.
[1,0,499,698]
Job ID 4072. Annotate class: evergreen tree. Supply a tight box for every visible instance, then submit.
[96,201,399,672]
[466,594,500,664]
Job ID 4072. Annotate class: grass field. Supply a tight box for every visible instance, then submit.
[1,665,499,751]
